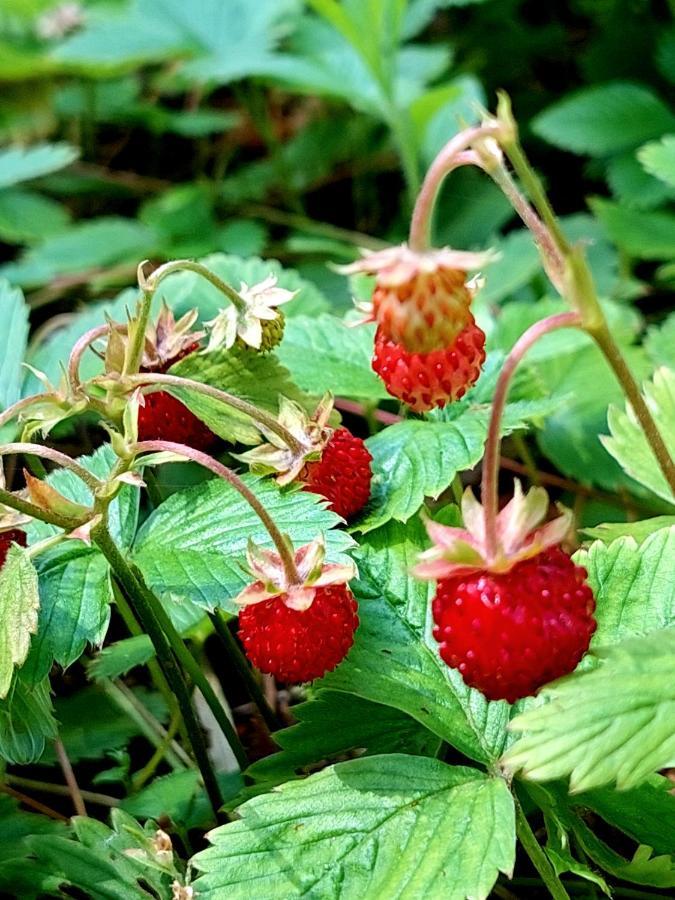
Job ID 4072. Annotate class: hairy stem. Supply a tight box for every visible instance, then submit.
[92,521,224,816]
[132,440,301,586]
[0,444,102,491]
[515,799,571,900]
[142,259,245,311]
[481,312,582,560]
[210,610,282,733]
[0,393,59,432]
[0,486,87,530]
[126,372,304,455]
[68,323,122,392]
[409,124,500,251]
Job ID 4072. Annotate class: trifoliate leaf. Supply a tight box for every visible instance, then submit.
[602,367,675,505]
[192,755,515,900]
[504,628,675,792]
[0,545,40,698]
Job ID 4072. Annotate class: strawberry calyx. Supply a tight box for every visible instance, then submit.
[235,394,335,486]
[414,481,573,580]
[234,535,356,612]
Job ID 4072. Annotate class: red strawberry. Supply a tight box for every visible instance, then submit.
[340,244,492,354]
[432,547,596,703]
[236,537,357,683]
[302,427,372,519]
[137,307,218,451]
[0,528,27,568]
[372,316,486,412]
[239,583,359,683]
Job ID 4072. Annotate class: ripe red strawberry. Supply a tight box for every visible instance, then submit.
[340,244,492,354]
[432,547,596,703]
[302,427,372,519]
[137,307,218,451]
[415,483,597,703]
[372,316,486,412]
[239,583,359,683]
[0,528,27,568]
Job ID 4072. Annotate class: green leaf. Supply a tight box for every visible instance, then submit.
[0,545,40,699]
[0,217,157,289]
[606,152,675,210]
[646,313,675,368]
[87,635,154,682]
[532,83,675,156]
[122,769,243,830]
[0,279,29,417]
[0,189,71,245]
[321,520,513,764]
[603,367,675,505]
[356,397,555,533]
[582,516,675,545]
[159,252,329,320]
[276,315,388,400]
[0,794,65,898]
[0,672,56,764]
[504,628,675,792]
[575,526,675,647]
[192,755,515,900]
[638,134,675,188]
[29,809,181,900]
[0,142,78,188]
[133,475,354,613]
[169,345,316,445]
[248,690,441,787]
[591,198,675,260]
[579,776,675,857]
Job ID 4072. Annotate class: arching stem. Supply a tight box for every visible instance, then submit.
[125,372,304,456]
[0,444,102,491]
[132,440,301,587]
[68,323,125,392]
[409,124,500,252]
[0,393,59,432]
[140,259,246,312]
[481,312,582,560]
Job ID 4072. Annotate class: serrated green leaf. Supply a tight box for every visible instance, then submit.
[646,314,675,368]
[0,672,56,765]
[532,83,675,156]
[602,367,675,505]
[133,475,354,613]
[122,769,242,830]
[591,198,675,260]
[606,152,675,210]
[582,516,675,545]
[192,755,515,900]
[0,794,65,898]
[275,315,388,400]
[575,526,675,647]
[0,546,40,698]
[0,279,29,426]
[638,134,675,188]
[321,519,513,764]
[248,690,441,787]
[0,142,78,188]
[169,345,316,445]
[88,635,154,682]
[504,628,675,792]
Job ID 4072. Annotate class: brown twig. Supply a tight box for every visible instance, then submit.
[54,737,87,817]
[0,783,68,821]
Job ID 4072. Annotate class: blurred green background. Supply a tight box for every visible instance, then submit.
[1,0,673,313]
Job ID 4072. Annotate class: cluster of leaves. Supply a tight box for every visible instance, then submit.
[0,2,674,899]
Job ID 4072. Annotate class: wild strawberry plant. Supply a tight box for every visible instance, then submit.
[0,98,674,900]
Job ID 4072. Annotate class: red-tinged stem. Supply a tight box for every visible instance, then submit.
[131,440,301,586]
[481,312,582,560]
[140,259,246,312]
[53,737,87,817]
[0,485,86,530]
[0,393,59,432]
[409,124,500,252]
[125,372,304,455]
[0,444,102,491]
[68,323,126,392]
